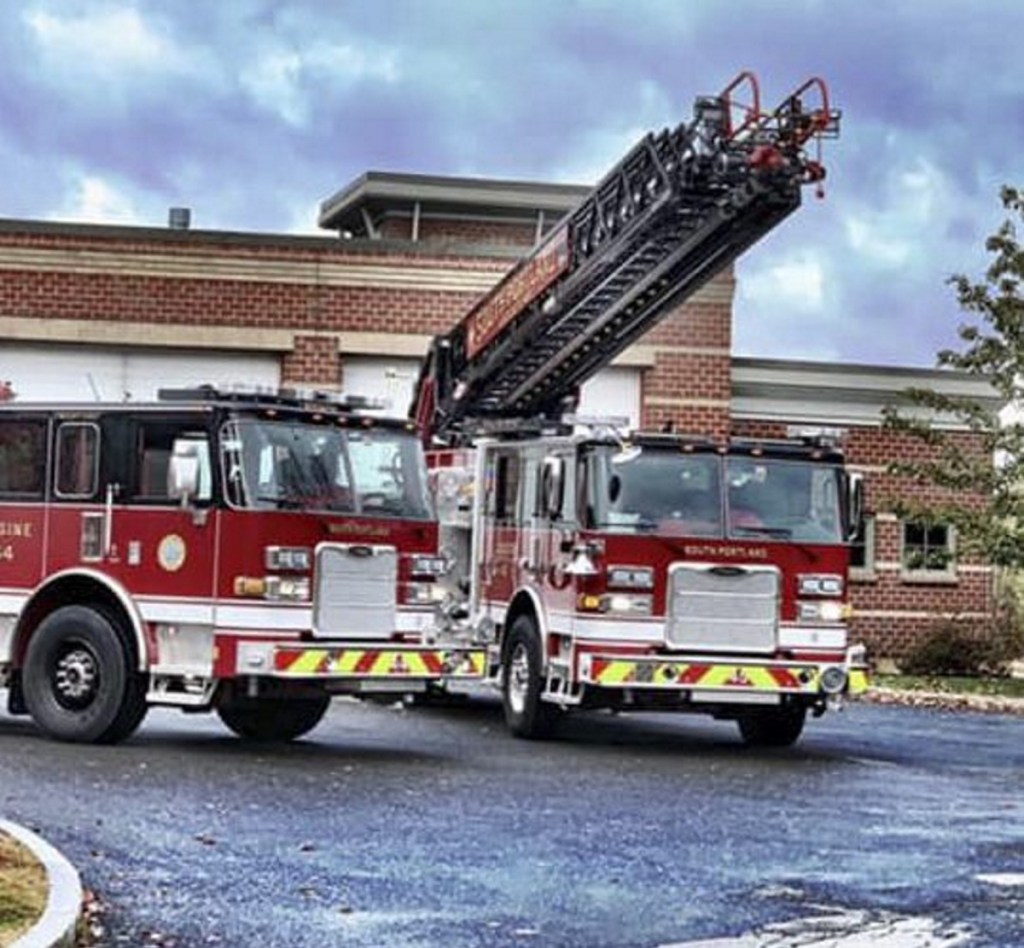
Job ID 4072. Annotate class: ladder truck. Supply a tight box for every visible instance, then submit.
[412,72,868,747]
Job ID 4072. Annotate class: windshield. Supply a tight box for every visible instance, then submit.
[726,457,843,542]
[220,418,432,519]
[587,446,844,544]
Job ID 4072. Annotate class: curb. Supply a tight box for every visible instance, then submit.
[1,819,82,948]
[858,687,1024,716]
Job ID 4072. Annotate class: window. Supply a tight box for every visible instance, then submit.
[135,422,211,503]
[901,521,955,580]
[55,423,99,498]
[490,453,520,523]
[0,420,47,497]
[849,514,875,580]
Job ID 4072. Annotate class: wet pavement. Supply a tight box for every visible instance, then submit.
[1,694,1022,946]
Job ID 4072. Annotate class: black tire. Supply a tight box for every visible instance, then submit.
[501,615,558,739]
[737,705,807,748]
[217,695,330,741]
[23,605,148,744]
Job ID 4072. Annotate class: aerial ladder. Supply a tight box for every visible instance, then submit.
[412,72,839,443]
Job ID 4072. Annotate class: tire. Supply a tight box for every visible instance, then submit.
[217,695,330,741]
[22,605,148,744]
[737,705,807,748]
[501,615,558,739]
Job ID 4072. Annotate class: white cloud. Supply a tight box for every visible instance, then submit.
[841,157,953,270]
[24,5,193,79]
[50,173,146,225]
[240,40,402,127]
[739,251,826,314]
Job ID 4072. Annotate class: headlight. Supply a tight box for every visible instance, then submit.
[607,566,655,589]
[265,546,312,572]
[820,665,849,694]
[234,575,311,600]
[263,576,311,601]
[404,582,445,605]
[603,593,653,616]
[798,574,844,597]
[798,600,849,623]
[409,554,451,578]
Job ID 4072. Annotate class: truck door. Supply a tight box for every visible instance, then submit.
[479,447,521,606]
[536,449,577,616]
[0,413,48,591]
[47,415,218,609]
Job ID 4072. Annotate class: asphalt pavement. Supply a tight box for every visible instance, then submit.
[2,693,1023,947]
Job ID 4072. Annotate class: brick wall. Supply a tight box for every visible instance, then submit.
[731,417,996,659]
[0,217,993,659]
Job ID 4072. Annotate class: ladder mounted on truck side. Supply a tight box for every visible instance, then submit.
[412,72,840,445]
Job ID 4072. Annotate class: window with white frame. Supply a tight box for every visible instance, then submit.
[901,520,956,579]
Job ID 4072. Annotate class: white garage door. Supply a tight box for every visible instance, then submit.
[339,356,641,427]
[342,356,422,417]
[579,367,641,429]
[2,344,279,402]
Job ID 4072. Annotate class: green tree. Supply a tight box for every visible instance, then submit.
[882,185,1023,568]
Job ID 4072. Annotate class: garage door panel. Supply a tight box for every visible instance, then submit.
[579,368,641,429]
[342,357,421,416]
[2,345,279,402]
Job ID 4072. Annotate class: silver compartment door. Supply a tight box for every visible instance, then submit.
[313,543,397,639]
[666,563,779,653]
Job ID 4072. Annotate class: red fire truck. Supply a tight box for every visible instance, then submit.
[414,72,868,746]
[0,386,485,744]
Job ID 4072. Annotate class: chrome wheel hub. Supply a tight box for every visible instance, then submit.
[55,647,99,707]
[507,643,530,715]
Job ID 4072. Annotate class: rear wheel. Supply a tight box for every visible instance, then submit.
[22,605,148,744]
[737,705,806,747]
[501,615,558,739]
[217,694,330,741]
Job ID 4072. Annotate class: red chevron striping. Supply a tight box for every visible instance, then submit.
[681,664,710,685]
[355,651,380,674]
[768,667,800,689]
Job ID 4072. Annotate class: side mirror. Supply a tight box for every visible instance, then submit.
[845,472,864,541]
[541,456,565,520]
[608,473,622,504]
[168,439,201,505]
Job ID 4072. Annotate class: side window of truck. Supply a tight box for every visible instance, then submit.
[55,423,100,499]
[0,418,47,497]
[134,422,212,503]
[491,452,520,524]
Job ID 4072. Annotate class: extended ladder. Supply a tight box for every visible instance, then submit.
[413,73,839,444]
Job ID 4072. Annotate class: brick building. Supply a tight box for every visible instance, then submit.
[0,171,1001,660]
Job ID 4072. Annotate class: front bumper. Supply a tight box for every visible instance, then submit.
[235,641,487,681]
[578,651,869,700]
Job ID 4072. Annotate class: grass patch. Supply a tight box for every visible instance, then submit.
[0,830,47,947]
[875,674,1024,699]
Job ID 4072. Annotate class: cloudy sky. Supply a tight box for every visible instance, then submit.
[2,0,1020,367]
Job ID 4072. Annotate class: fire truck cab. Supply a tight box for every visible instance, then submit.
[0,386,484,744]
[433,426,866,746]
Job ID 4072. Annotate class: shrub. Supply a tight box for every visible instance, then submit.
[900,580,1024,677]
[900,621,990,676]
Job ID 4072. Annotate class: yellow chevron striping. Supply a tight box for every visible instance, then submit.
[284,650,328,675]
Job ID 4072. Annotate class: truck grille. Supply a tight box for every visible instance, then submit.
[313,544,397,640]
[666,563,779,653]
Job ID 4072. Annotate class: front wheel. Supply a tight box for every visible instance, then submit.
[22,605,148,744]
[501,615,558,739]
[217,694,330,741]
[737,705,807,748]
